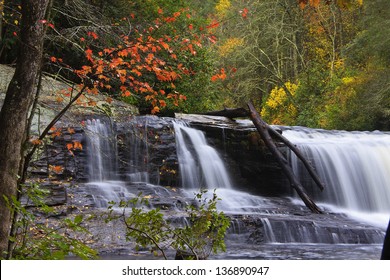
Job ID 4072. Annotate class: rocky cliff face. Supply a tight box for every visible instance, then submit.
[30,114,290,208]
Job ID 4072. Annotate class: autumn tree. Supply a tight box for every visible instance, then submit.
[211,0,305,109]
[0,0,50,258]
[0,1,222,258]
[331,0,390,130]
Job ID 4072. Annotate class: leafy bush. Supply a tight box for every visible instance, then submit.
[105,189,230,260]
[5,183,98,260]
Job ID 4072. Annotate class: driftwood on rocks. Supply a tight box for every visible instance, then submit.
[246,101,322,213]
[202,107,250,119]
[199,103,323,213]
[267,127,325,191]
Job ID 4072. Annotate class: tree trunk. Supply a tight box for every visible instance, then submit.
[267,127,325,191]
[0,0,4,40]
[199,107,325,192]
[381,219,390,260]
[202,107,249,119]
[0,0,50,258]
[247,101,322,214]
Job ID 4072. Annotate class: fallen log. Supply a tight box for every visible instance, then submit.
[247,101,323,214]
[200,107,325,192]
[201,107,249,119]
[267,128,325,191]
[381,219,390,260]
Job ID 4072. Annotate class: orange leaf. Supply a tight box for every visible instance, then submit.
[159,100,167,107]
[51,130,62,138]
[310,0,320,7]
[110,57,124,68]
[131,69,142,77]
[160,41,170,50]
[96,65,104,74]
[88,100,97,106]
[73,141,83,150]
[123,90,131,97]
[49,165,64,174]
[241,8,249,19]
[56,96,64,103]
[30,138,42,145]
[206,20,219,29]
[88,31,99,40]
[151,106,160,114]
[85,49,93,62]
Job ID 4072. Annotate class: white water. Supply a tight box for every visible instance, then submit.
[173,122,280,214]
[85,119,117,181]
[173,121,233,190]
[282,127,390,229]
[83,119,386,249]
[124,121,150,183]
[85,119,131,207]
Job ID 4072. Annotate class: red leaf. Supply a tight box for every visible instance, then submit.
[206,20,219,29]
[88,31,99,40]
[241,8,249,19]
[85,49,93,62]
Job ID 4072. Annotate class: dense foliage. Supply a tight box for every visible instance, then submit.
[0,0,388,129]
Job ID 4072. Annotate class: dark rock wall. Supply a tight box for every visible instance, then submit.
[30,116,290,206]
[191,124,291,196]
[116,116,179,187]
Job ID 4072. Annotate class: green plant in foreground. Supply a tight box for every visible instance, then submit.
[4,183,98,260]
[106,189,230,260]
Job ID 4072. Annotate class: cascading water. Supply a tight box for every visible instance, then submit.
[173,121,274,213]
[85,119,117,182]
[124,120,150,183]
[79,117,385,258]
[282,126,390,229]
[173,121,233,190]
[84,119,132,207]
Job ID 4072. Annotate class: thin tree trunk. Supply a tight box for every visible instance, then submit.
[247,101,322,214]
[0,0,50,258]
[0,0,4,40]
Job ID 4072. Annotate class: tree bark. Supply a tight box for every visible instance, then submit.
[200,107,325,192]
[0,0,50,258]
[202,107,249,119]
[247,101,322,214]
[381,219,390,260]
[267,128,325,191]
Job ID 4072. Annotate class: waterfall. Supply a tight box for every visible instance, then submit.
[84,119,131,207]
[85,119,117,182]
[124,120,150,183]
[173,121,233,190]
[80,118,385,257]
[282,126,390,228]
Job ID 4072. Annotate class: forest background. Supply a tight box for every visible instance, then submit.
[1,0,389,131]
[0,0,390,260]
